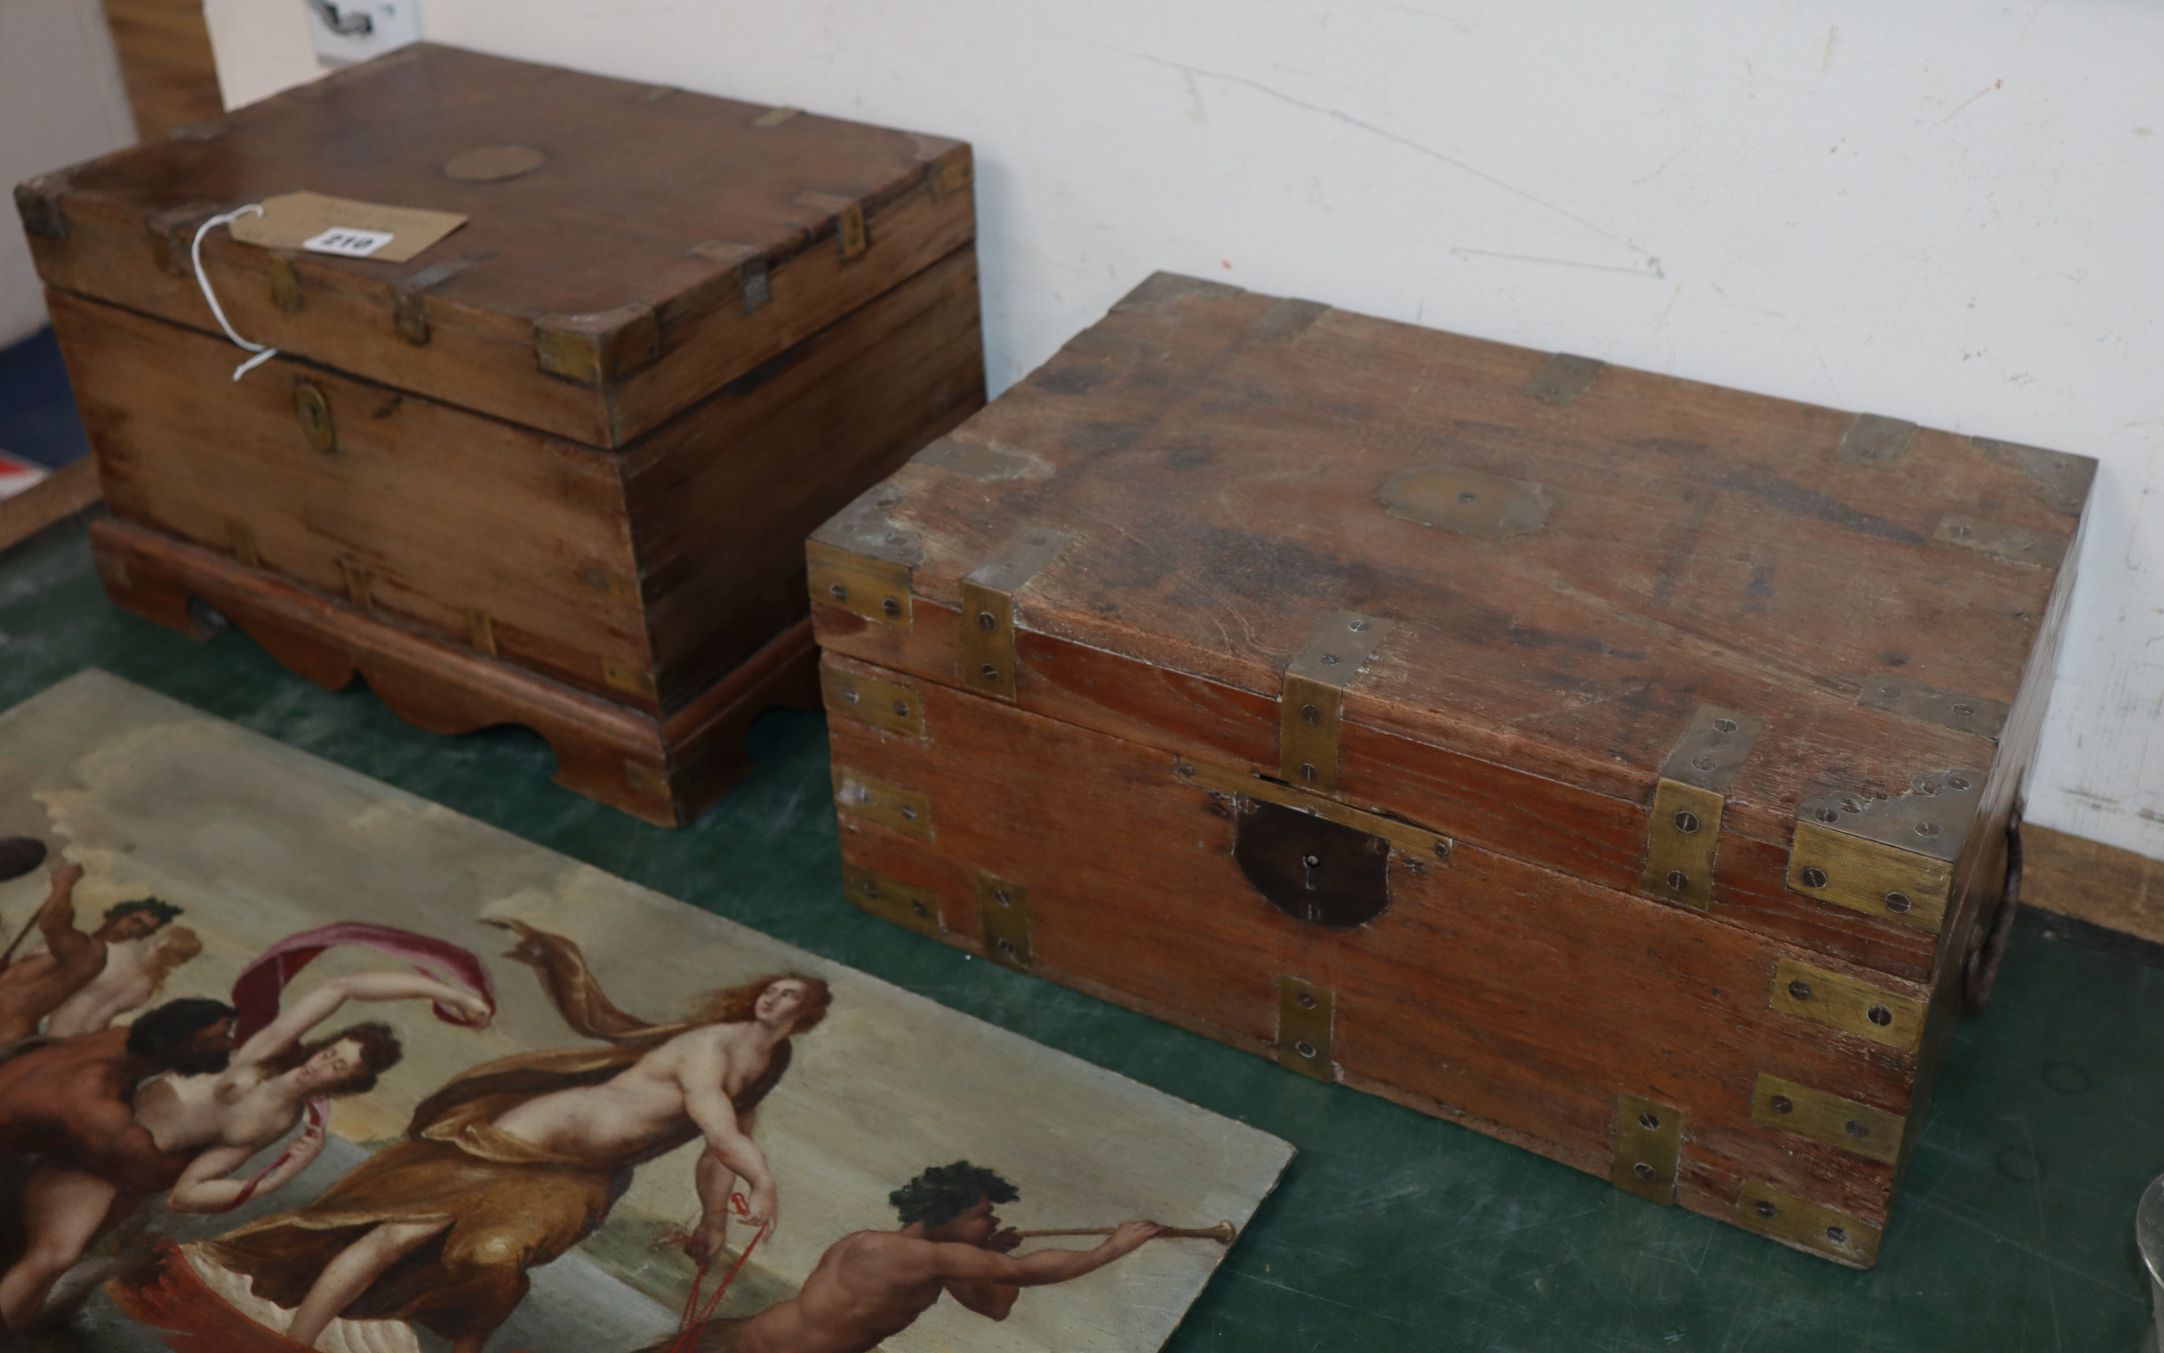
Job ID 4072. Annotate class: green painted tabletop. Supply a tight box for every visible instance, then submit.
[3,519,2156,1353]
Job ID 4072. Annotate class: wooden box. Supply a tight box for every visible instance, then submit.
[17,44,985,824]
[808,273,2093,1265]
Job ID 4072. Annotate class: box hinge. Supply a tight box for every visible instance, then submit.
[1750,1071,1905,1164]
[1735,1182,1882,1267]
[834,768,931,841]
[1767,957,1926,1054]
[1971,436,2097,516]
[1641,706,1764,911]
[1279,611,1393,795]
[690,240,770,315]
[807,493,920,629]
[1611,1094,1682,1204]
[925,146,974,200]
[1836,413,1917,468]
[821,665,926,738]
[1526,352,1603,406]
[1788,769,1983,932]
[843,864,940,937]
[960,526,1071,702]
[978,872,1031,968]
[267,252,302,312]
[391,262,462,347]
[795,189,869,260]
[1275,975,1336,1081]
[1855,678,2008,741]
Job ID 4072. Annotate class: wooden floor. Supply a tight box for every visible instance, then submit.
[2026,822,2164,946]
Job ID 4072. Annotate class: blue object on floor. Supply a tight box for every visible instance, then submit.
[0,326,91,468]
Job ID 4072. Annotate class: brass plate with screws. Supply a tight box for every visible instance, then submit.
[1735,1181,1881,1267]
[808,540,914,629]
[267,252,302,312]
[1641,706,1764,911]
[1611,1094,1683,1204]
[1526,352,1604,405]
[1934,514,2070,569]
[1750,1072,1905,1164]
[978,872,1031,969]
[1837,413,1917,468]
[1788,769,1983,932]
[1855,678,2009,740]
[843,864,940,937]
[1767,957,1926,1053]
[821,665,926,738]
[1276,975,1336,1081]
[1378,464,1554,540]
[833,770,932,841]
[1280,611,1393,795]
[959,527,1071,702]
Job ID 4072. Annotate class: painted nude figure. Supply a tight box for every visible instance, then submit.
[207,920,832,1353]
[0,970,479,1331]
[684,1161,1164,1353]
[0,864,183,1043]
[45,920,202,1037]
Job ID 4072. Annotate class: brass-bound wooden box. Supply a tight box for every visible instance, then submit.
[16,44,984,824]
[808,273,2093,1265]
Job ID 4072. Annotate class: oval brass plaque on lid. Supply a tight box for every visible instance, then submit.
[443,144,547,182]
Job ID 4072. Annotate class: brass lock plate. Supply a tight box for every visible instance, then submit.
[1234,797,1392,930]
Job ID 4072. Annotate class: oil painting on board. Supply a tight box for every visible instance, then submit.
[0,671,1291,1352]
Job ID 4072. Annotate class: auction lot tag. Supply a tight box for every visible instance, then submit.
[228,192,467,263]
[302,226,396,258]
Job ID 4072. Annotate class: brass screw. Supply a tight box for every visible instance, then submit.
[1632,1161,1656,1181]
[892,700,909,717]
[1673,810,1700,833]
[1665,869,1688,891]
[1294,1039,1318,1060]
[1866,1004,1893,1026]
[910,900,929,918]
[1884,892,1912,914]
[1915,822,1941,837]
[1637,1111,1660,1130]
[980,663,1000,681]
[1713,717,1739,733]
[1296,992,1316,1010]
[1754,1200,1777,1219]
[997,938,1017,957]
[1844,1119,1869,1138]
[881,597,902,617]
[843,688,861,704]
[1769,1095,1793,1114]
[1788,979,1814,1001]
[1301,703,1322,726]
[1801,866,1829,889]
[829,583,849,601]
[977,610,997,631]
[1825,1226,1848,1246]
[1299,762,1319,782]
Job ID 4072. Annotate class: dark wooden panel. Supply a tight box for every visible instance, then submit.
[101,0,222,141]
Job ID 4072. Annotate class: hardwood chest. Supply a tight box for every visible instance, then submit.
[17,44,984,824]
[808,273,2094,1264]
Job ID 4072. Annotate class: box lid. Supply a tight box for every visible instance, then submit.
[15,44,974,448]
[809,274,2094,985]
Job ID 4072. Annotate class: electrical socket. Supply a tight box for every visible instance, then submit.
[306,0,422,68]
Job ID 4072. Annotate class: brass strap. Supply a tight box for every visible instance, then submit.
[1275,976,1335,1081]
[959,527,1071,702]
[821,665,926,738]
[1641,706,1764,911]
[1767,957,1926,1054]
[1750,1072,1905,1164]
[1735,1181,1881,1266]
[1279,611,1392,795]
[833,769,931,840]
[1526,353,1603,406]
[1611,1094,1682,1204]
[978,872,1031,968]
[843,864,940,937]
[807,495,919,629]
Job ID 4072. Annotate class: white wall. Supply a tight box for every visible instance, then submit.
[209,0,2164,861]
[0,0,134,345]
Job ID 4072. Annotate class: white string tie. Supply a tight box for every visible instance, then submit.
[190,204,279,381]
